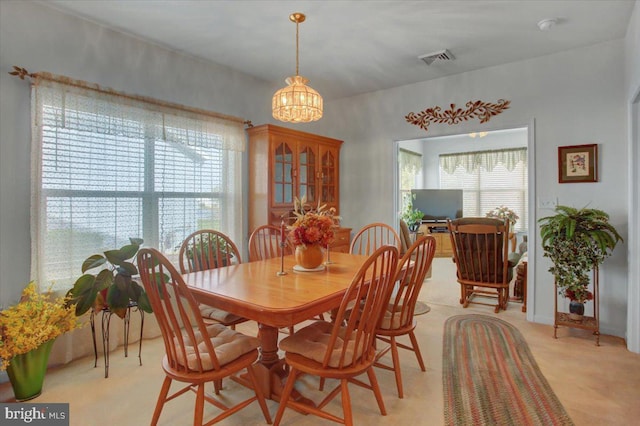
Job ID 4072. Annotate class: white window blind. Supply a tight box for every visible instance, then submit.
[439,148,528,232]
[31,78,245,291]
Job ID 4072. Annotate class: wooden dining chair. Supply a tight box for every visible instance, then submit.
[178,229,248,329]
[447,217,512,313]
[273,245,399,426]
[248,224,292,262]
[136,248,272,426]
[350,222,401,256]
[374,235,436,398]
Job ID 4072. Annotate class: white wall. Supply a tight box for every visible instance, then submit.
[0,1,275,306]
[314,40,629,338]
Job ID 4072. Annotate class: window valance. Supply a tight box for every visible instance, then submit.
[399,148,423,174]
[440,147,527,174]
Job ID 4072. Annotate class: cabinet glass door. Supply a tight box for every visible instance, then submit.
[321,148,337,203]
[273,142,294,204]
[298,144,317,204]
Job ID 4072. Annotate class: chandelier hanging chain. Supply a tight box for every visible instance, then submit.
[295,17,299,76]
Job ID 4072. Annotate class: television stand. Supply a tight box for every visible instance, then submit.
[419,221,453,257]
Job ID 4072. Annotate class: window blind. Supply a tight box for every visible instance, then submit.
[439,148,528,232]
[32,78,244,291]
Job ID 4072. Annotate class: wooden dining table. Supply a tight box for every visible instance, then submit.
[183,251,370,401]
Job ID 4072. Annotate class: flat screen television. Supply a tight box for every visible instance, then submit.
[410,189,463,222]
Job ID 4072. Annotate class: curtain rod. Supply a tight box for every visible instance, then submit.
[439,146,526,157]
[9,66,253,128]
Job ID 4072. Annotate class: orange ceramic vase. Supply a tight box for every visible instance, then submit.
[295,245,324,269]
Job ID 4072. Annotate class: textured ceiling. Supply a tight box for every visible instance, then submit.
[42,0,635,100]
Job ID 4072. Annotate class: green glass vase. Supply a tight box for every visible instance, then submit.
[6,339,55,401]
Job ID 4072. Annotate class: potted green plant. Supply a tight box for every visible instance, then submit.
[486,205,519,229]
[182,232,236,270]
[538,205,622,318]
[66,238,152,319]
[400,193,424,232]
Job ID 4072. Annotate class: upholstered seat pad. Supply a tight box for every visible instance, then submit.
[279,321,361,368]
[378,303,411,330]
[199,304,243,324]
[176,323,260,371]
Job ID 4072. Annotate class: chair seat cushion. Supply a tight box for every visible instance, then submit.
[279,321,360,368]
[199,304,243,324]
[378,303,411,330]
[177,323,260,371]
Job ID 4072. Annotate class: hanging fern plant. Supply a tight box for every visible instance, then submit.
[539,205,622,302]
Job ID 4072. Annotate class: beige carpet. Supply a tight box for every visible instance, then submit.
[422,257,466,308]
[421,257,523,311]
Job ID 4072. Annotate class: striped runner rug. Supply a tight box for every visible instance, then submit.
[443,314,574,426]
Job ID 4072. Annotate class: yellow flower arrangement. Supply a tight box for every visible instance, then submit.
[0,282,80,371]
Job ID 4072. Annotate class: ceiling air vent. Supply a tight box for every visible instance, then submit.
[418,49,455,66]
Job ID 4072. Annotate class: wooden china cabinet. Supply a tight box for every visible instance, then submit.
[247,124,351,252]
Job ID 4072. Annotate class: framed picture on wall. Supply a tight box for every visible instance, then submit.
[558,144,598,183]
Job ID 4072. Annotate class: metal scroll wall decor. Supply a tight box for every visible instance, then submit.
[405,99,510,133]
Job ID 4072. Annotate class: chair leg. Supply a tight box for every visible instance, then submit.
[366,367,386,416]
[273,368,299,426]
[246,364,272,424]
[151,376,172,426]
[194,384,205,426]
[408,331,426,372]
[213,379,222,394]
[389,337,404,399]
[341,378,353,426]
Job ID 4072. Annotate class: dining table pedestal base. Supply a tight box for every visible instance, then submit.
[232,324,315,406]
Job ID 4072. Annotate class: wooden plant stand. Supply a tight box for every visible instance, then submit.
[553,266,599,346]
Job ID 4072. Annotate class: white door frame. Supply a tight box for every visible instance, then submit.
[393,123,534,319]
[627,87,640,353]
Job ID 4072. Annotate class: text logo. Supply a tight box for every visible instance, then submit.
[0,403,69,425]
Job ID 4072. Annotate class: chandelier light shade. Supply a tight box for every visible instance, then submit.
[272,12,323,123]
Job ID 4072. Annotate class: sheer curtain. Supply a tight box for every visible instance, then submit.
[30,75,245,366]
[398,148,423,209]
[439,148,528,232]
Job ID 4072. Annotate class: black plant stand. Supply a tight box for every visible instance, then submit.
[90,301,144,378]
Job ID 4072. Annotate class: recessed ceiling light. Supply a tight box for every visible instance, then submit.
[537,18,558,31]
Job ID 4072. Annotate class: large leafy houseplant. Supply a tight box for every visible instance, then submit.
[539,205,622,303]
[66,238,152,318]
